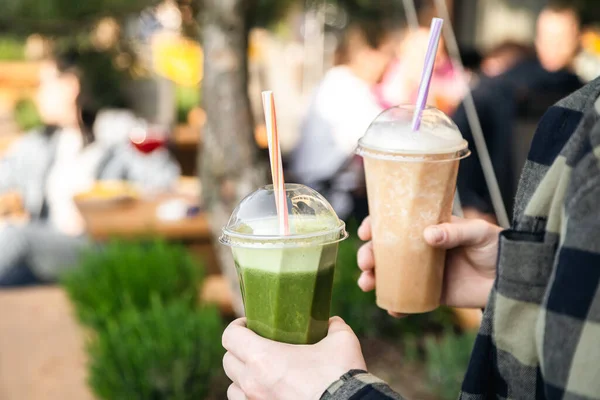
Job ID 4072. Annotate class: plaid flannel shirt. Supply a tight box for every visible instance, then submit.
[322,78,600,400]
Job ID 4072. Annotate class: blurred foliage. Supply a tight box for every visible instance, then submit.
[423,330,476,400]
[249,0,298,28]
[14,98,42,131]
[1,0,405,35]
[88,298,224,400]
[1,0,156,34]
[0,36,25,60]
[333,0,405,20]
[54,48,131,111]
[176,84,201,123]
[331,220,456,338]
[62,239,202,331]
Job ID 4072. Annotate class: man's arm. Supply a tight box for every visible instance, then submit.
[321,370,405,400]
[537,130,600,398]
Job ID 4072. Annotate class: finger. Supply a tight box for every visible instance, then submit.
[357,216,372,241]
[424,218,495,249]
[223,352,245,385]
[227,383,247,400]
[357,242,374,272]
[388,311,406,318]
[222,318,270,363]
[328,316,352,334]
[357,271,375,292]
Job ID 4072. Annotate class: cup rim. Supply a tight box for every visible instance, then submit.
[357,142,470,162]
[219,220,348,248]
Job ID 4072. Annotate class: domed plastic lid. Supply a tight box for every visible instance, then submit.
[219,184,347,248]
[357,105,469,161]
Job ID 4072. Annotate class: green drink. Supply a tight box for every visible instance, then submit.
[220,184,347,344]
[233,242,338,344]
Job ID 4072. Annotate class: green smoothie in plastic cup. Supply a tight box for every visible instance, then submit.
[220,184,347,344]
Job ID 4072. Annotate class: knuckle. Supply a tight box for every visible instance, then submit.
[438,223,457,243]
[221,331,231,350]
[227,384,238,398]
[246,352,267,372]
[241,378,264,399]
[472,218,489,231]
[222,352,233,369]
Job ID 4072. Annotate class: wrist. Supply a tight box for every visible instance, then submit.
[443,275,495,309]
[470,276,494,309]
[311,366,359,400]
[316,369,369,400]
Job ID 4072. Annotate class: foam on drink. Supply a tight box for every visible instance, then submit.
[359,108,467,156]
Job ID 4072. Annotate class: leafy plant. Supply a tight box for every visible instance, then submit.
[62,239,202,330]
[62,240,226,399]
[88,298,224,400]
[423,330,476,400]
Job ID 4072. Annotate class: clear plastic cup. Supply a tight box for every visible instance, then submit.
[220,184,347,344]
[357,105,469,314]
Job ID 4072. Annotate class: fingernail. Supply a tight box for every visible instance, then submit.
[425,227,444,243]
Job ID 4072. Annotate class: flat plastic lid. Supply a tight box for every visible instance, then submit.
[219,184,347,248]
[357,105,469,160]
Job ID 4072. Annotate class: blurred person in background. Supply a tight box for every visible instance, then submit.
[288,19,399,221]
[454,2,584,222]
[374,24,466,116]
[479,41,532,78]
[0,48,180,287]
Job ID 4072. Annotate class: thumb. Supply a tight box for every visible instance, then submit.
[424,219,497,249]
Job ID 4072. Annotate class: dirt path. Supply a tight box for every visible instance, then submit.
[362,337,439,400]
[0,287,94,400]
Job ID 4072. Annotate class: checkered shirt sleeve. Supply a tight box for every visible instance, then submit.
[320,370,403,399]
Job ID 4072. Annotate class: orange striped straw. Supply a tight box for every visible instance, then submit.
[261,91,289,235]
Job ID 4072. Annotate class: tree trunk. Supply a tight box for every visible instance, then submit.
[199,0,266,316]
